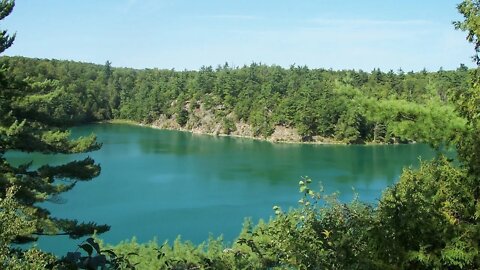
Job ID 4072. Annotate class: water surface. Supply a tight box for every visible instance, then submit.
[6,123,437,254]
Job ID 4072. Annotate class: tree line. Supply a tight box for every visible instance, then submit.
[0,55,471,144]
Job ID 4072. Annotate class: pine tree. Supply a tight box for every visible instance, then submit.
[0,0,109,246]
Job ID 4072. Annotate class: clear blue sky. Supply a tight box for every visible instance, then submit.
[2,0,475,71]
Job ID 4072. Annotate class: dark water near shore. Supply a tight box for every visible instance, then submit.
[5,123,437,254]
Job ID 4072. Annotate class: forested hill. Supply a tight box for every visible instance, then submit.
[0,56,470,144]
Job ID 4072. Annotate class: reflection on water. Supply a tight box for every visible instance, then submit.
[5,123,438,255]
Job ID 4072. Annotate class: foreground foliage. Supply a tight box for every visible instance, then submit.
[106,161,479,269]
[0,0,109,268]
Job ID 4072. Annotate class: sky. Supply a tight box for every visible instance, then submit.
[1,0,475,71]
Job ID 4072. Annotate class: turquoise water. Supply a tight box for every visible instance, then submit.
[5,123,437,254]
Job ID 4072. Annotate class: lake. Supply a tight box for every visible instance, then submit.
[5,123,437,254]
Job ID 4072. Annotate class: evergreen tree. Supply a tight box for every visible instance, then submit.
[0,0,14,55]
[0,0,109,249]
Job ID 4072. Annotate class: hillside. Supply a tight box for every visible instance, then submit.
[0,56,470,144]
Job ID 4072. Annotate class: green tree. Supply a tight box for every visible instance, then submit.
[104,60,112,82]
[454,0,480,178]
[0,0,14,54]
[0,1,109,265]
[0,187,57,269]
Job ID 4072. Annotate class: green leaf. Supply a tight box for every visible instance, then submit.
[86,237,101,254]
[102,249,117,258]
[79,243,93,257]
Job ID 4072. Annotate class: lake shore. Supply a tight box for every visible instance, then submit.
[32,123,432,255]
[100,119,391,146]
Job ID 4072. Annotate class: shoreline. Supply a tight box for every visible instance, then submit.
[98,119,396,146]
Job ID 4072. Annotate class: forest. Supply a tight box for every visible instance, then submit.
[1,0,480,269]
[0,55,469,144]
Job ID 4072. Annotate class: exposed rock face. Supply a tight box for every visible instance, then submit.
[268,125,302,142]
[148,116,334,143]
[151,115,180,130]
[231,122,254,138]
[144,103,344,144]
